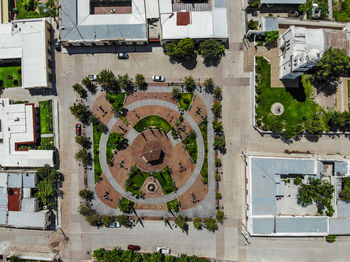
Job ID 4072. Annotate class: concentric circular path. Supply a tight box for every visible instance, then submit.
[99,99,205,204]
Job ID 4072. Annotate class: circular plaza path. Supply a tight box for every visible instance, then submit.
[99,99,205,204]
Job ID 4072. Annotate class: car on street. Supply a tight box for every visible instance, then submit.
[117,52,129,59]
[75,123,81,136]
[157,247,171,254]
[152,75,165,82]
[128,245,141,251]
[54,38,61,52]
[88,74,98,81]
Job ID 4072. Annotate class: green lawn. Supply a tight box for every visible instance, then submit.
[199,118,208,184]
[125,166,176,197]
[16,0,58,20]
[39,100,53,134]
[182,131,198,163]
[0,66,22,88]
[179,93,194,111]
[38,137,54,150]
[133,115,172,133]
[255,56,322,131]
[93,124,103,183]
[106,132,124,163]
[105,92,126,112]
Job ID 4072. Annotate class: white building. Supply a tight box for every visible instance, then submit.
[0,98,54,168]
[160,0,228,44]
[279,25,350,79]
[0,18,52,88]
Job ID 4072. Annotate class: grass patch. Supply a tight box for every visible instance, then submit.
[106,132,124,163]
[182,131,198,163]
[105,92,125,112]
[133,115,172,133]
[39,100,53,134]
[199,118,208,184]
[16,0,58,20]
[93,124,103,183]
[38,137,54,150]
[255,56,322,131]
[125,166,176,197]
[0,66,22,88]
[179,93,194,111]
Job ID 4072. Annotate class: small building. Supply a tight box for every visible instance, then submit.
[0,98,54,168]
[60,0,148,46]
[279,25,350,79]
[0,18,53,88]
[160,0,228,44]
[7,210,51,230]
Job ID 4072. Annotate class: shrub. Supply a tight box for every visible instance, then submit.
[216,210,226,224]
[119,197,135,214]
[215,174,221,181]
[79,189,94,201]
[212,102,222,119]
[192,218,203,230]
[175,215,188,233]
[265,31,279,43]
[102,215,115,227]
[216,193,222,200]
[215,158,222,167]
[326,235,337,243]
[247,19,259,30]
[294,177,303,185]
[204,217,218,232]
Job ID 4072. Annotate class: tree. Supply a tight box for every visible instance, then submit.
[204,78,215,94]
[204,217,218,232]
[70,103,91,124]
[216,192,222,200]
[118,74,134,94]
[176,38,196,60]
[199,39,225,62]
[86,214,101,226]
[184,76,196,92]
[79,189,94,201]
[282,125,304,139]
[212,101,222,119]
[294,177,303,186]
[216,210,226,224]
[164,42,177,58]
[72,83,87,99]
[175,215,188,233]
[215,158,222,167]
[214,86,222,100]
[135,73,147,90]
[192,218,203,230]
[75,149,92,165]
[265,31,279,43]
[314,48,350,82]
[247,19,259,30]
[98,69,120,93]
[214,137,226,152]
[78,203,96,216]
[119,197,135,214]
[82,76,97,94]
[172,87,181,101]
[305,116,326,136]
[92,248,105,262]
[150,252,164,262]
[212,120,224,135]
[116,215,133,228]
[102,215,115,227]
[75,135,91,149]
[326,235,337,243]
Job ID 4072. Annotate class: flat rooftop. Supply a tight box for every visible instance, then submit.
[0,19,48,88]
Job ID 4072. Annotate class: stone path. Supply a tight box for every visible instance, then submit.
[98,99,205,205]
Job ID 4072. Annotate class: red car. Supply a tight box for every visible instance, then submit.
[128,245,141,251]
[75,123,81,136]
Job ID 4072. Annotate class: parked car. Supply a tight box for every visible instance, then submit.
[115,221,121,228]
[157,247,171,254]
[117,52,129,59]
[75,123,81,136]
[128,245,141,251]
[54,38,61,52]
[88,74,98,81]
[152,75,165,82]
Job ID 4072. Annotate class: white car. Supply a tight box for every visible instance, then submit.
[88,74,98,81]
[157,247,171,254]
[152,75,165,82]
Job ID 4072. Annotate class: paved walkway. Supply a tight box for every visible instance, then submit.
[97,99,205,205]
[125,127,139,144]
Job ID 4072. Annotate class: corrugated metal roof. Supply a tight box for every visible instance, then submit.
[0,207,7,225]
[329,218,350,234]
[0,188,8,207]
[0,173,7,187]
[335,161,348,176]
[22,173,37,188]
[8,211,48,229]
[253,217,274,234]
[214,0,227,8]
[8,173,22,188]
[264,17,278,32]
[336,200,350,217]
[275,217,328,233]
[146,0,160,19]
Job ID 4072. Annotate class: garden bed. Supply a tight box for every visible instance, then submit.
[125,166,176,197]
[255,56,323,132]
[105,92,125,113]
[93,124,103,183]
[106,132,124,163]
[38,137,54,150]
[182,131,198,163]
[39,100,53,134]
[133,115,172,133]
[199,118,208,184]
[0,66,22,88]
[179,93,194,111]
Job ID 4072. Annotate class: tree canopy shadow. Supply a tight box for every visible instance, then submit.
[310,76,339,97]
